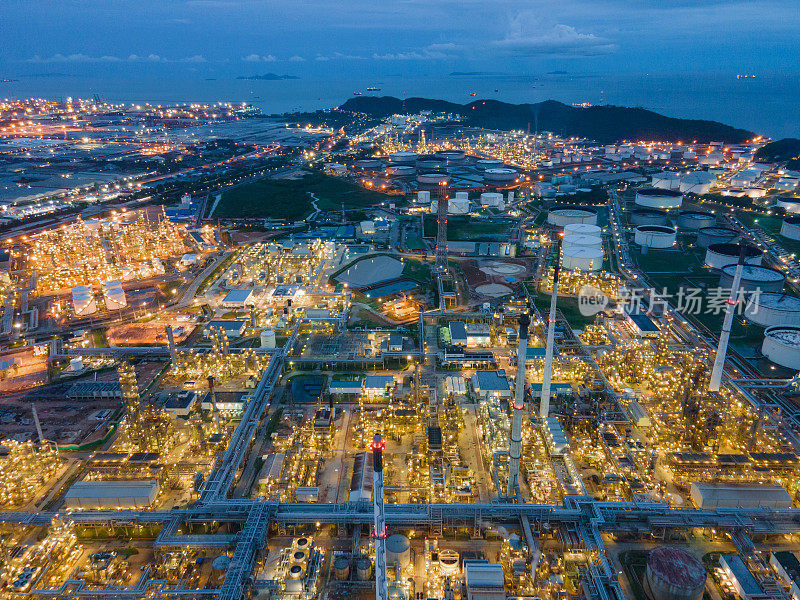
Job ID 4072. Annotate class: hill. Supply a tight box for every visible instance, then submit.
[755,138,800,168]
[337,96,754,144]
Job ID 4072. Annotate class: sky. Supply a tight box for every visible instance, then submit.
[2,0,798,79]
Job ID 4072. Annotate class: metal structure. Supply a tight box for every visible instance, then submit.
[540,237,562,418]
[508,310,529,496]
[371,434,389,600]
[710,248,746,392]
[436,181,449,270]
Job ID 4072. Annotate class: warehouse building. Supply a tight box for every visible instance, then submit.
[64,480,159,509]
[690,482,792,509]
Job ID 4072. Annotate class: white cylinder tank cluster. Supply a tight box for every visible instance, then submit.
[479,192,504,207]
[777,197,800,214]
[562,234,603,250]
[547,206,598,226]
[388,151,418,164]
[650,171,682,191]
[417,172,450,186]
[562,246,604,271]
[762,326,800,370]
[634,225,677,249]
[476,158,504,169]
[704,243,762,270]
[744,293,800,328]
[483,168,518,183]
[781,217,800,240]
[635,188,683,209]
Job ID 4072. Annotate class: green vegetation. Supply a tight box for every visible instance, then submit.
[553,186,608,205]
[402,257,433,283]
[422,215,510,240]
[737,210,800,256]
[531,291,596,329]
[197,251,238,294]
[754,138,800,169]
[215,171,387,219]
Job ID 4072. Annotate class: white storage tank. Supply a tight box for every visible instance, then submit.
[483,168,518,183]
[651,171,682,191]
[720,264,785,293]
[744,293,800,327]
[415,155,445,170]
[563,234,603,250]
[564,223,601,237]
[417,172,450,186]
[102,280,127,310]
[763,326,800,369]
[562,246,603,271]
[780,217,800,240]
[776,197,800,214]
[69,357,84,372]
[388,151,418,165]
[547,206,598,226]
[260,329,277,349]
[634,225,677,249]
[439,549,460,576]
[436,150,466,163]
[635,188,683,209]
[385,165,415,177]
[72,285,97,316]
[705,243,762,270]
[455,191,469,201]
[353,159,382,170]
[480,192,503,207]
[677,211,716,230]
[386,534,411,570]
[285,564,305,593]
[679,171,715,194]
[417,190,430,204]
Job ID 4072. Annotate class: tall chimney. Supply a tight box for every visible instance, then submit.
[166,324,176,363]
[370,434,389,600]
[539,236,562,418]
[31,403,45,445]
[508,310,530,497]
[207,375,221,434]
[709,247,747,392]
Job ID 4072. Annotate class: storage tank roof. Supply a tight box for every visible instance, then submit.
[647,547,705,588]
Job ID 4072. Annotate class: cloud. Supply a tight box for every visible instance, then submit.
[372,43,462,60]
[493,12,616,56]
[28,53,121,63]
[181,54,206,63]
[288,55,306,62]
[314,52,365,61]
[243,54,277,62]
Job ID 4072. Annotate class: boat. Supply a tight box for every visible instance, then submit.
[366,87,381,92]
[469,92,476,96]
[353,91,362,95]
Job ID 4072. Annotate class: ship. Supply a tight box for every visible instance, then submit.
[366,87,381,92]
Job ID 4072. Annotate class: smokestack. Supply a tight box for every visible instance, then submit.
[709,247,747,392]
[31,403,45,445]
[539,236,562,418]
[508,310,530,497]
[370,434,389,600]
[207,375,221,434]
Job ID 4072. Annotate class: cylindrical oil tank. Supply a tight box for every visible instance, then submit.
[634,225,676,249]
[631,209,668,226]
[483,168,518,183]
[720,264,785,293]
[417,172,450,186]
[388,151,418,165]
[563,234,603,250]
[293,537,311,551]
[356,556,372,580]
[781,217,800,240]
[763,326,800,369]
[650,171,682,190]
[777,197,800,214]
[435,150,465,163]
[212,556,230,572]
[385,165,415,177]
[261,329,276,349]
[635,188,683,209]
[415,155,445,171]
[69,357,84,371]
[677,211,716,230]
[705,243,762,270]
[353,159,382,170]
[292,550,308,565]
[744,293,800,327]
[386,534,411,571]
[644,547,706,600]
[697,227,737,247]
[479,192,503,207]
[334,556,350,580]
[562,246,603,271]
[439,549,460,576]
[476,158,504,169]
[547,206,598,226]
[417,190,430,204]
[564,223,601,236]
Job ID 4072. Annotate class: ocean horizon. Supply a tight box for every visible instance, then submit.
[2,71,798,139]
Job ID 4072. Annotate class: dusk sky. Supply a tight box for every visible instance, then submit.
[3,0,798,79]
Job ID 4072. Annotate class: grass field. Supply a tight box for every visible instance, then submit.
[423,215,510,240]
[531,291,596,329]
[215,171,387,220]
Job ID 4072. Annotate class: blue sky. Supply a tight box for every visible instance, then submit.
[3,0,797,78]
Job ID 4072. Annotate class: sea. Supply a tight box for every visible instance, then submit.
[2,71,799,139]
